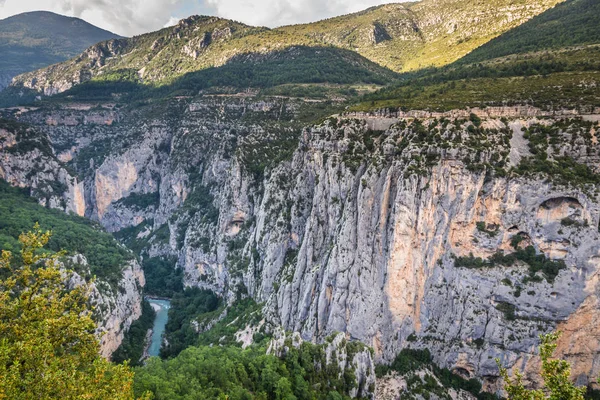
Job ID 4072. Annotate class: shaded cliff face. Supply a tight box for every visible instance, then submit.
[8,98,600,386]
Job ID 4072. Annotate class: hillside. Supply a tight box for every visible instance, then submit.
[2,0,600,398]
[459,0,600,64]
[353,0,600,112]
[277,0,563,71]
[0,11,120,90]
[0,117,145,358]
[6,0,562,100]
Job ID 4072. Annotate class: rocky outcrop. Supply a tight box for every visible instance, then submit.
[268,329,376,398]
[67,255,145,358]
[0,122,85,215]
[8,98,600,390]
[377,370,477,400]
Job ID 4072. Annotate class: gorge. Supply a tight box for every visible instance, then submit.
[0,0,599,398]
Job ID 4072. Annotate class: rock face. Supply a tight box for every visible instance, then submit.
[0,119,145,358]
[68,255,145,357]
[0,122,85,214]
[377,370,477,400]
[5,98,600,389]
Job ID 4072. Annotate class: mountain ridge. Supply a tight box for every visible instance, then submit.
[0,11,121,90]
[5,0,562,100]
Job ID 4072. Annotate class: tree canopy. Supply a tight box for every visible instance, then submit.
[0,225,146,400]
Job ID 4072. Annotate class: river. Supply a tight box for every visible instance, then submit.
[147,298,171,357]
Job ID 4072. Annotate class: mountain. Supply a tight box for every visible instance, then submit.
[278,0,563,71]
[0,11,120,90]
[458,0,600,64]
[354,0,600,112]
[6,0,561,99]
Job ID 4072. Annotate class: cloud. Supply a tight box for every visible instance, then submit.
[0,0,398,36]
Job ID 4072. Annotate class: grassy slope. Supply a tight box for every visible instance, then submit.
[272,0,562,72]
[353,0,600,112]
[459,0,600,64]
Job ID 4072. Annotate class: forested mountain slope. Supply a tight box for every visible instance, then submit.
[0,118,144,358]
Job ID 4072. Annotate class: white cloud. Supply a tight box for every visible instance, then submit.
[0,0,399,36]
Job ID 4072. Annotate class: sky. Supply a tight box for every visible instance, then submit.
[0,0,399,37]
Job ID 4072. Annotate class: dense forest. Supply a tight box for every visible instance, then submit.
[0,179,131,290]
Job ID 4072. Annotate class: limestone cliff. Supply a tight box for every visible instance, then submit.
[0,118,145,358]
[6,97,600,389]
[67,255,145,357]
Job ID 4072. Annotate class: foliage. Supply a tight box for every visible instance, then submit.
[0,179,131,291]
[461,0,600,64]
[181,184,219,224]
[135,340,362,400]
[4,0,564,107]
[0,225,143,400]
[0,118,53,158]
[160,287,221,358]
[455,245,566,284]
[116,192,160,211]
[142,256,183,298]
[196,298,264,347]
[497,332,586,399]
[375,348,495,400]
[46,46,397,104]
[354,68,600,112]
[112,300,156,367]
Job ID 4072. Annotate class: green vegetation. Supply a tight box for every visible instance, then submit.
[455,245,566,284]
[112,300,156,367]
[237,126,300,181]
[142,256,183,298]
[5,0,562,106]
[180,184,219,224]
[0,226,143,400]
[461,0,600,64]
[135,340,365,400]
[0,118,53,158]
[160,288,221,358]
[0,179,131,291]
[161,293,266,360]
[513,123,600,188]
[497,332,586,399]
[375,349,497,400]
[116,192,160,211]
[476,221,498,237]
[0,11,119,86]
[196,298,264,347]
[39,46,396,105]
[354,69,600,112]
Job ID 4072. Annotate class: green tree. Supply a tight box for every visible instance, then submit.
[497,332,586,400]
[0,225,147,400]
